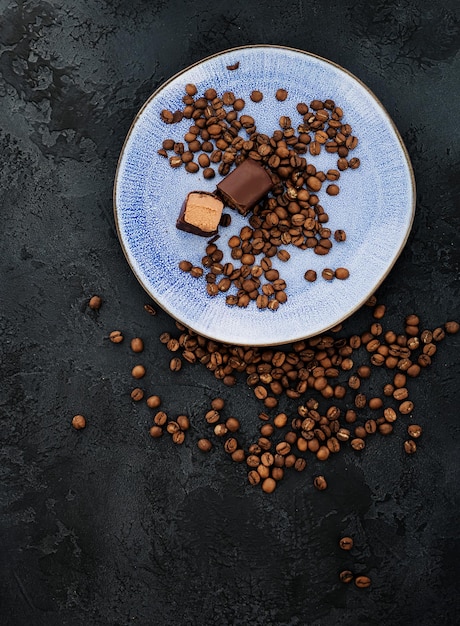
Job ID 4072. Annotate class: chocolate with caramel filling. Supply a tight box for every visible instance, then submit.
[176,191,224,236]
[216,158,273,215]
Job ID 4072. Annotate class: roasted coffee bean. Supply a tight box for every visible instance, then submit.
[339,537,353,550]
[169,357,182,372]
[339,570,354,584]
[132,365,146,379]
[262,477,277,493]
[88,295,102,310]
[304,269,317,282]
[146,395,161,409]
[131,388,144,401]
[197,438,212,452]
[149,425,163,438]
[408,424,422,438]
[72,414,86,430]
[379,423,393,435]
[314,475,327,490]
[445,321,459,334]
[384,407,397,423]
[326,184,339,195]
[399,400,414,414]
[250,90,263,102]
[177,415,190,430]
[355,576,371,589]
[275,88,288,101]
[109,330,124,343]
[404,440,417,454]
[335,267,349,280]
[130,337,144,353]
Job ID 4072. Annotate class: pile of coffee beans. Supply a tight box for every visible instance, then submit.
[105,296,458,495]
[152,303,458,492]
[159,83,360,308]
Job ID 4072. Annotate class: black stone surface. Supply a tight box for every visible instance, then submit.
[1,1,459,625]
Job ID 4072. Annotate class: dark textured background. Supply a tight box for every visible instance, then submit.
[1,1,459,625]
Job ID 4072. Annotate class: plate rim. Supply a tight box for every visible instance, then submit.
[113,44,416,347]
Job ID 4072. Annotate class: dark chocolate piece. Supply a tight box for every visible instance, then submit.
[176,191,224,237]
[216,158,273,215]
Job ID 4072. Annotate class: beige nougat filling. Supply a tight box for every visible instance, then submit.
[184,193,223,231]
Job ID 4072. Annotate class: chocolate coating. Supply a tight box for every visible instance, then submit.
[216,158,273,215]
[176,191,224,236]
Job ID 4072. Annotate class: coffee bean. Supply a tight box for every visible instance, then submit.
[339,570,354,584]
[445,321,459,334]
[399,400,414,414]
[88,295,102,310]
[109,330,124,343]
[404,440,417,454]
[130,337,144,353]
[335,267,349,280]
[408,424,422,438]
[169,357,182,372]
[373,304,386,319]
[132,365,146,379]
[72,414,86,430]
[275,88,288,101]
[172,430,185,444]
[197,438,212,452]
[355,576,371,589]
[304,270,317,282]
[339,537,353,550]
[153,411,167,426]
[146,395,161,409]
[326,184,339,196]
[226,417,240,432]
[130,388,144,401]
[314,475,328,490]
[432,327,445,341]
[149,425,163,438]
[177,415,190,430]
[262,477,277,493]
[351,438,365,451]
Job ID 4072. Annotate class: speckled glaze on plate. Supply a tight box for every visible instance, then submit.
[114,45,415,346]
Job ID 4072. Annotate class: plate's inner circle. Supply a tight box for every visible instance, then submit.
[114,46,414,346]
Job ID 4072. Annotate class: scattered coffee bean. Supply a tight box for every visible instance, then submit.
[404,440,417,454]
[131,388,144,401]
[275,88,288,101]
[339,570,354,584]
[445,321,459,334]
[355,576,371,589]
[197,438,212,452]
[88,295,102,310]
[407,424,422,438]
[146,395,161,409]
[149,425,163,438]
[304,270,317,282]
[250,90,263,102]
[335,268,349,280]
[71,414,86,430]
[130,337,144,353]
[109,330,123,343]
[262,477,277,493]
[132,364,146,379]
[339,537,354,550]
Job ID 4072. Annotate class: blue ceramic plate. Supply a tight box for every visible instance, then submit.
[114,45,415,346]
